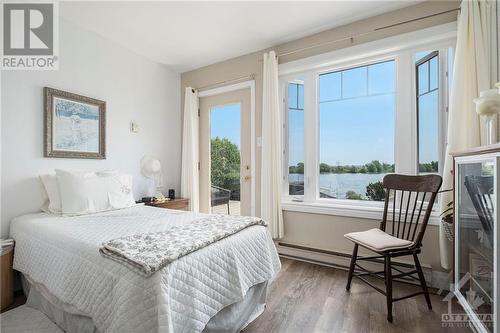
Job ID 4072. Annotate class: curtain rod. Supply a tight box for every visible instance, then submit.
[193,74,255,92]
[276,7,460,59]
[191,6,460,90]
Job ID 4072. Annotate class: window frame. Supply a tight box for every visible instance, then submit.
[315,57,397,206]
[415,50,442,176]
[283,79,305,198]
[279,23,456,223]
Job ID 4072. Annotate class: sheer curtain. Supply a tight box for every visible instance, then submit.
[261,51,284,238]
[181,87,200,212]
[439,0,498,270]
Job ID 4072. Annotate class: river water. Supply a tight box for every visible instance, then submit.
[289,173,387,199]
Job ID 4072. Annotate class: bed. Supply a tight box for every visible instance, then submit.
[9,205,281,333]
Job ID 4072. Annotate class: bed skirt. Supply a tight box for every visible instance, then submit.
[22,274,267,333]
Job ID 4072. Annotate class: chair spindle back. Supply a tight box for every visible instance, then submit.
[380,174,442,248]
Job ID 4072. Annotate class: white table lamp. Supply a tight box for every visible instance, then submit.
[474,88,500,145]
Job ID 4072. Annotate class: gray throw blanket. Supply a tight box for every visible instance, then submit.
[99,214,267,277]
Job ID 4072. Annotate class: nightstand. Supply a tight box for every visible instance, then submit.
[143,198,190,211]
[1,244,14,311]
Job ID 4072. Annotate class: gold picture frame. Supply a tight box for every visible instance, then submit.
[44,87,106,159]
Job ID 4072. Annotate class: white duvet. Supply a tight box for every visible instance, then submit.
[10,205,281,333]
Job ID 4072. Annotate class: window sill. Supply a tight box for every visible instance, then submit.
[281,200,441,226]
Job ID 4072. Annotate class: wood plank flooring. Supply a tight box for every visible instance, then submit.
[2,258,472,332]
[243,257,471,333]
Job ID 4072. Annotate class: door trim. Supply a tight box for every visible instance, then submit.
[198,80,256,216]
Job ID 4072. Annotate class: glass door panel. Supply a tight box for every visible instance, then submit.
[457,159,495,332]
[210,104,241,215]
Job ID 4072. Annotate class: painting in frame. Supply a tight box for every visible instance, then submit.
[44,87,106,159]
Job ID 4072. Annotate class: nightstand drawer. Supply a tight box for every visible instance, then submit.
[1,246,14,311]
[144,198,189,211]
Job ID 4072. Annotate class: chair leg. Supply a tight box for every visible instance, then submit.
[227,202,230,214]
[346,244,358,291]
[385,255,393,323]
[413,253,432,310]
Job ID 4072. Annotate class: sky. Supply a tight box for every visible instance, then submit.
[417,55,439,164]
[289,58,439,167]
[209,56,440,168]
[418,85,439,164]
[210,103,241,147]
[289,60,398,166]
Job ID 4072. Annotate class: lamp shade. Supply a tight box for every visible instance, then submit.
[141,156,161,179]
[473,89,500,116]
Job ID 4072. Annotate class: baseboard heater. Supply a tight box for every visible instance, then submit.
[277,242,434,290]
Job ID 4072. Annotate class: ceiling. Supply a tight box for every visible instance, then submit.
[60,1,420,73]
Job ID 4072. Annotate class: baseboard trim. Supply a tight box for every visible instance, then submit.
[279,253,350,271]
[278,242,420,268]
[277,242,450,291]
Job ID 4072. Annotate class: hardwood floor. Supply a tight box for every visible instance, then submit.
[2,258,472,332]
[243,258,471,333]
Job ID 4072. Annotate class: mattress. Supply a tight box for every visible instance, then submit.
[10,205,281,333]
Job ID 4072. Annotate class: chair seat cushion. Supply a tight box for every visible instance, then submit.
[344,228,414,252]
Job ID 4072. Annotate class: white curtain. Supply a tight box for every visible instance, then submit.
[261,51,284,239]
[439,0,497,270]
[181,87,200,212]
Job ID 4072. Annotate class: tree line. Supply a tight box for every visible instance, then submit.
[288,160,394,174]
[418,161,438,173]
[289,160,438,174]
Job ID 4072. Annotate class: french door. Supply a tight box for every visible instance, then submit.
[199,88,252,216]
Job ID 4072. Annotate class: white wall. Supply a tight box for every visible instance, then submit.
[0,19,181,237]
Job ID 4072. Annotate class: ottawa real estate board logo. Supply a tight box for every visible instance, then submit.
[1,1,59,70]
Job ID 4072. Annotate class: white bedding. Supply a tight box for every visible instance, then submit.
[10,205,281,333]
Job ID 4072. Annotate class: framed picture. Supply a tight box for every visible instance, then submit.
[44,87,106,159]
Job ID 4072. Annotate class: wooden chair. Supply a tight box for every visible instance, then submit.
[344,174,442,322]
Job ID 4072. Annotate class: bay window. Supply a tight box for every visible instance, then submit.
[280,25,455,216]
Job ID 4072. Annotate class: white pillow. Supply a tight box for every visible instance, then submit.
[107,173,136,208]
[40,174,62,214]
[55,169,136,216]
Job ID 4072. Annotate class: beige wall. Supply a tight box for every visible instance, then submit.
[281,211,443,270]
[181,1,459,271]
